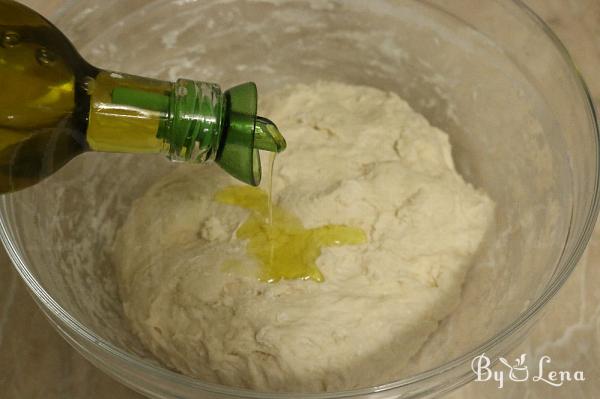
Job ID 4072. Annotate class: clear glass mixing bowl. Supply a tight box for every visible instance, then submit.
[2,0,598,398]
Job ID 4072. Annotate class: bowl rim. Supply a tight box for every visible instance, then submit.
[2,0,599,397]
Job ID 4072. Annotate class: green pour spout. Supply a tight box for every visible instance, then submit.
[111,81,286,186]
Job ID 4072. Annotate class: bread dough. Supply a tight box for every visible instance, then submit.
[113,82,494,392]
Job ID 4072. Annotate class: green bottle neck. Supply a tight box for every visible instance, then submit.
[111,79,225,163]
[86,71,286,186]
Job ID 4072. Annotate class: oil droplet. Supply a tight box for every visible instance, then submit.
[36,47,57,66]
[1,31,20,47]
[215,185,367,283]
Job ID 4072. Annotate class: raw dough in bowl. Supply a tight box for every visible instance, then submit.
[113,82,494,392]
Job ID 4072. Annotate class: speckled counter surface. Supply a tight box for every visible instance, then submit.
[1,1,599,398]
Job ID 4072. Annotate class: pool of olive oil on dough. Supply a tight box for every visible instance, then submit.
[215,153,367,283]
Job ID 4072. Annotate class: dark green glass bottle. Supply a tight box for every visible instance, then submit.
[0,0,285,193]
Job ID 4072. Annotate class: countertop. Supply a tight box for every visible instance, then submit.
[1,1,599,398]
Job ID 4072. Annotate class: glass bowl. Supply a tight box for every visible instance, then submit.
[2,0,598,398]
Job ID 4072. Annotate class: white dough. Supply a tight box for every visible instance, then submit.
[113,82,494,392]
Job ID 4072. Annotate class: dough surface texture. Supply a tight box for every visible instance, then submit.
[114,82,494,392]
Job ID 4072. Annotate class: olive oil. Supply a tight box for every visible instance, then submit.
[0,2,91,192]
[216,185,367,283]
[267,152,276,225]
[0,0,285,193]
